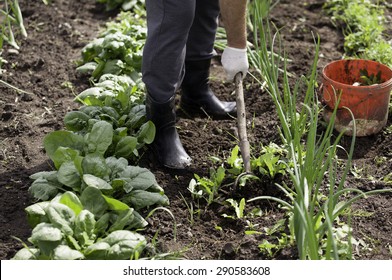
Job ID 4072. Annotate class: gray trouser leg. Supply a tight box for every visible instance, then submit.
[142,0,195,102]
[142,0,220,102]
[186,0,220,61]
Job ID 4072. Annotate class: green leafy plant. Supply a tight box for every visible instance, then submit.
[12,191,148,260]
[11,0,174,260]
[77,10,146,82]
[65,75,154,162]
[222,198,246,219]
[1,0,26,73]
[188,165,226,206]
[359,69,384,85]
[257,218,293,257]
[324,0,392,67]
[18,121,167,259]
[0,0,26,50]
[252,143,288,178]
[188,143,264,206]
[30,120,165,207]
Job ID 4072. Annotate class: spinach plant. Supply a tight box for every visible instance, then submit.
[21,121,168,259]
[30,121,166,210]
[13,191,147,260]
[65,75,154,162]
[77,10,147,81]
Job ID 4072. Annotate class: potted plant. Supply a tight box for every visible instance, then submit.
[321,59,392,136]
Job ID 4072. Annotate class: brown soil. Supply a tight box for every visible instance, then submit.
[1,0,391,260]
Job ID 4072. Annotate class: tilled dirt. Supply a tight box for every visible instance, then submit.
[0,0,391,260]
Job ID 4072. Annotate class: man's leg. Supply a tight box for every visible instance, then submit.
[142,0,195,169]
[181,0,236,118]
[142,0,195,103]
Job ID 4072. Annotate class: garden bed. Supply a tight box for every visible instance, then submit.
[0,0,391,260]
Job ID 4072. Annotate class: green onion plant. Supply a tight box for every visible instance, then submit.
[0,0,26,50]
[247,0,392,259]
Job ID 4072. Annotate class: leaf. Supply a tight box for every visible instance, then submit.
[44,131,84,162]
[29,171,57,181]
[239,198,246,218]
[83,174,112,190]
[95,213,110,236]
[64,111,91,132]
[45,203,75,236]
[87,230,147,260]
[114,136,138,158]
[53,245,85,260]
[74,210,96,247]
[126,190,169,210]
[85,121,113,155]
[119,166,158,191]
[127,210,148,229]
[108,209,134,232]
[214,166,226,186]
[115,127,128,138]
[102,195,130,211]
[59,192,84,216]
[80,187,108,218]
[101,106,120,120]
[136,121,155,145]
[25,202,50,228]
[111,178,133,193]
[115,90,130,111]
[227,145,240,166]
[105,156,128,178]
[82,154,110,179]
[102,59,125,76]
[28,178,61,201]
[75,87,102,102]
[76,61,98,74]
[28,223,63,256]
[84,242,110,260]
[11,248,40,260]
[57,161,82,190]
[52,147,80,170]
[126,105,146,129]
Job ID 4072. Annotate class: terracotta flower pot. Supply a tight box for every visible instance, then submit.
[321,59,392,136]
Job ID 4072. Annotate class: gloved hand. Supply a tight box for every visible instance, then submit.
[221,46,249,81]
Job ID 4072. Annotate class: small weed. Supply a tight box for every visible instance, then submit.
[179,192,197,227]
[374,156,387,166]
[222,198,246,219]
[258,218,293,257]
[188,165,226,206]
[382,173,392,185]
[359,69,384,85]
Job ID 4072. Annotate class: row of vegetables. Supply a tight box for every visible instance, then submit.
[12,1,166,260]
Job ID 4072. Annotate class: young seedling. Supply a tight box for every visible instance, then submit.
[222,198,246,219]
[359,69,384,85]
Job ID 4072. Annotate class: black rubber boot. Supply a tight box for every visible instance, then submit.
[146,94,192,169]
[180,59,236,118]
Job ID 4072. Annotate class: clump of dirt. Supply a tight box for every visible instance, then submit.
[1,0,391,260]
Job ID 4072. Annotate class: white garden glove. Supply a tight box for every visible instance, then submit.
[221,46,249,81]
